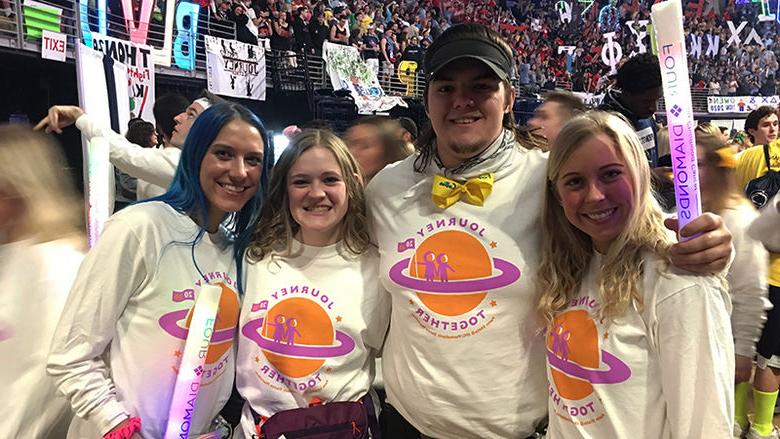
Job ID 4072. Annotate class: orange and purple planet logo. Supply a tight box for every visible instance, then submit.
[242,297,356,378]
[158,283,239,364]
[389,230,520,316]
[546,310,631,400]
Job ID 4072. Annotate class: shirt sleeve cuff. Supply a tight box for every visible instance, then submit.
[74,113,91,132]
[734,340,757,358]
[94,400,131,436]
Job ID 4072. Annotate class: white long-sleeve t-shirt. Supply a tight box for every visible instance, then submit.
[545,254,734,439]
[75,114,180,189]
[47,202,240,438]
[0,238,83,438]
[235,241,390,438]
[722,204,771,357]
[750,195,780,253]
[365,130,549,438]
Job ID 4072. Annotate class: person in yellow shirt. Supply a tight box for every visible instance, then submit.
[737,105,780,439]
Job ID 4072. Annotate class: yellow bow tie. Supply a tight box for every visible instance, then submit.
[431,173,494,209]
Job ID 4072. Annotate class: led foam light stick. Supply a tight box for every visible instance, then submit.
[164,284,223,439]
[86,138,110,248]
[651,1,702,239]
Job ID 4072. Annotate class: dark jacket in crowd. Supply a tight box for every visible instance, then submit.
[293,16,313,51]
[231,9,259,45]
[309,17,329,53]
[598,88,659,168]
[401,43,423,65]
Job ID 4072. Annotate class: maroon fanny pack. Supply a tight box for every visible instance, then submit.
[253,393,380,439]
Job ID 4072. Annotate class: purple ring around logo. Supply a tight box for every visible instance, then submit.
[242,317,356,358]
[546,348,631,384]
[388,258,521,293]
[158,309,235,343]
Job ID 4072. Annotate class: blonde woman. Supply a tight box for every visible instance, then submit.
[0,125,85,437]
[537,112,734,438]
[697,131,771,439]
[236,129,389,438]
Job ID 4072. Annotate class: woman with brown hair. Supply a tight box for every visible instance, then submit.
[235,129,389,438]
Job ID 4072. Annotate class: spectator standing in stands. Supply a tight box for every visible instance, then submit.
[310,9,330,54]
[709,79,722,95]
[214,0,232,22]
[728,75,739,96]
[329,13,350,44]
[519,56,531,87]
[256,8,274,40]
[362,23,381,76]
[380,27,397,86]
[400,35,423,66]
[598,53,662,168]
[293,6,313,53]
[271,11,293,51]
[231,3,260,45]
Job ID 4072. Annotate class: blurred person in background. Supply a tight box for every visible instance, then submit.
[527,91,586,148]
[115,118,159,210]
[344,116,414,181]
[36,91,223,198]
[0,124,85,438]
[697,131,772,439]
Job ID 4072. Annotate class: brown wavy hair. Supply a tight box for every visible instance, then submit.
[246,129,371,262]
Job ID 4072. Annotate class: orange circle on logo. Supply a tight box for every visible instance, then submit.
[261,298,333,378]
[547,310,599,400]
[409,230,491,316]
[184,283,240,364]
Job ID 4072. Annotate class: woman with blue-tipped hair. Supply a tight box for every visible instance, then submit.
[48,102,272,439]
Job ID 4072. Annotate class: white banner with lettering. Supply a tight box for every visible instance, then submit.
[322,41,406,114]
[90,35,155,122]
[205,35,266,101]
[707,95,780,113]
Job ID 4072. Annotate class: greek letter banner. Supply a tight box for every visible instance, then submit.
[322,41,406,114]
[205,35,266,101]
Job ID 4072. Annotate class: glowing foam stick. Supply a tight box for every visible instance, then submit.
[651,1,702,238]
[164,284,222,439]
[86,138,110,248]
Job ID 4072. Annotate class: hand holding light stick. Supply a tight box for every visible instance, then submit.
[651,0,702,240]
[164,284,223,439]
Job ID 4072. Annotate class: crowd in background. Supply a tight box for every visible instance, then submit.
[178,0,780,96]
